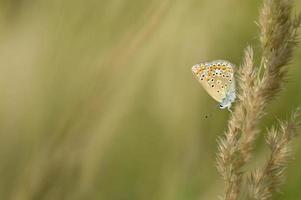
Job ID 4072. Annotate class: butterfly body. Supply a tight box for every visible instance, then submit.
[192,60,236,110]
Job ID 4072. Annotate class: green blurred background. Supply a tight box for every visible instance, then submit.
[0,0,300,199]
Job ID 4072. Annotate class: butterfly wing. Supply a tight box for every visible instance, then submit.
[192,60,235,103]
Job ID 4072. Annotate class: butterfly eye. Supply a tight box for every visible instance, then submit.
[219,104,224,108]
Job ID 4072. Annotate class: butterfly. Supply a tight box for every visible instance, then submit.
[191,60,236,110]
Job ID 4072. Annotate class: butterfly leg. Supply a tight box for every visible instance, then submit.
[227,106,233,113]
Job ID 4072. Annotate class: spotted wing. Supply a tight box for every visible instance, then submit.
[192,60,235,103]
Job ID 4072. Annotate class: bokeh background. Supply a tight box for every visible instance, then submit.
[0,0,301,199]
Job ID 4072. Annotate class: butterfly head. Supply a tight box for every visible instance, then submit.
[219,104,228,109]
[219,101,232,110]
